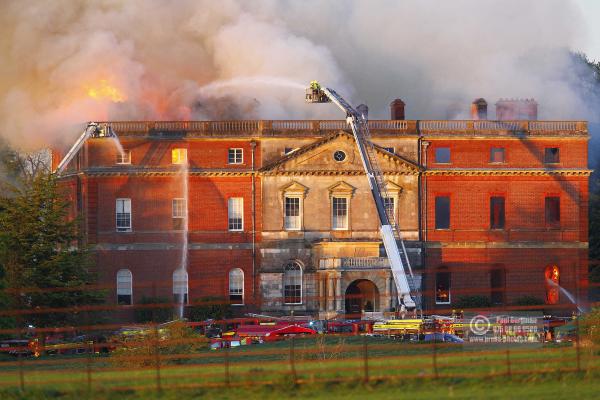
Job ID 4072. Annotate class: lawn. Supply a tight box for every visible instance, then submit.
[0,336,597,399]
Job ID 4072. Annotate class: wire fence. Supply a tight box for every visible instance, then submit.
[0,279,598,395]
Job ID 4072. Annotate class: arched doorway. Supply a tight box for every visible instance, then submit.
[345,279,380,317]
[545,265,560,305]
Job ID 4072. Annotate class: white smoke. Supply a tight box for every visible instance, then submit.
[0,0,596,149]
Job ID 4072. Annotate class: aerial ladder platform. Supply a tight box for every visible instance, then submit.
[306,81,420,311]
[54,122,120,175]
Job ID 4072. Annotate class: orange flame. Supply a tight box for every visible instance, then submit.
[86,80,126,102]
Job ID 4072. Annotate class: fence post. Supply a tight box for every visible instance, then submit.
[86,342,93,393]
[224,345,230,387]
[362,334,369,384]
[154,324,162,393]
[16,313,24,392]
[575,315,581,373]
[432,337,438,379]
[505,347,511,377]
[289,336,297,384]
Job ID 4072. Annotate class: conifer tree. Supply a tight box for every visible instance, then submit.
[0,153,104,329]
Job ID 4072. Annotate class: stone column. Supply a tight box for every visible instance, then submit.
[318,274,325,311]
[327,275,335,311]
[335,276,342,312]
[390,276,398,310]
[385,275,392,312]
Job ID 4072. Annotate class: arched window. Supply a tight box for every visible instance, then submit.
[545,265,560,305]
[283,261,302,304]
[435,267,451,305]
[173,269,189,304]
[229,268,244,305]
[116,269,132,305]
[490,266,506,306]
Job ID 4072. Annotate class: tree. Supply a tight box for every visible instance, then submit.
[577,54,600,301]
[187,297,233,321]
[134,296,173,323]
[454,295,492,309]
[0,169,104,329]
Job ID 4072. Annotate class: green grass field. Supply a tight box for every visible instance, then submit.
[0,336,597,399]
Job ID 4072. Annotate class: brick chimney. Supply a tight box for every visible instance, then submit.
[495,99,538,120]
[390,99,405,120]
[471,98,488,120]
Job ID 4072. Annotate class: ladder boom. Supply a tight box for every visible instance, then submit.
[307,83,418,310]
[54,122,120,175]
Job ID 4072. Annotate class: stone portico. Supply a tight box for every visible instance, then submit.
[258,131,421,318]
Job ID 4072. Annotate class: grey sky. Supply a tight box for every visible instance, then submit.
[574,0,600,61]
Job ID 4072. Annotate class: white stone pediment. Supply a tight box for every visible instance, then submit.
[280,181,308,195]
[328,181,356,196]
[385,180,403,194]
[261,132,419,175]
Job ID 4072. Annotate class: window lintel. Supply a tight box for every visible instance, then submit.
[384,180,403,194]
[328,181,355,197]
[280,181,309,197]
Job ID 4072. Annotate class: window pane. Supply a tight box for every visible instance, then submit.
[117,295,132,305]
[435,148,451,163]
[228,197,244,230]
[116,199,131,231]
[332,197,348,230]
[383,197,395,222]
[491,268,505,305]
[435,271,451,304]
[116,150,131,164]
[229,268,244,303]
[435,196,450,229]
[284,262,302,304]
[172,148,187,164]
[545,265,560,304]
[228,148,243,164]
[490,197,505,229]
[545,197,560,225]
[544,148,559,163]
[117,269,132,305]
[284,197,301,230]
[172,199,186,218]
[490,147,505,163]
[173,269,188,305]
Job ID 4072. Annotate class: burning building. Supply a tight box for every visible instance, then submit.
[52,98,590,318]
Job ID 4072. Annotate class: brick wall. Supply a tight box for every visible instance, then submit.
[85,138,261,169]
[424,247,587,310]
[427,138,587,169]
[425,175,587,242]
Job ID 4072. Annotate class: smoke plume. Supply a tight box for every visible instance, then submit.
[0,0,598,149]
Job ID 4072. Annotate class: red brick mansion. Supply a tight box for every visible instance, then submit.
[53,98,590,318]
